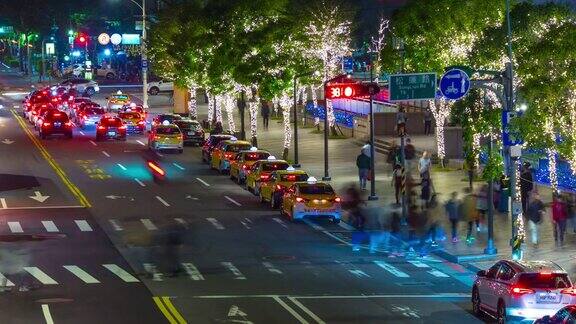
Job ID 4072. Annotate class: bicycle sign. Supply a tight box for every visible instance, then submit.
[439,68,470,100]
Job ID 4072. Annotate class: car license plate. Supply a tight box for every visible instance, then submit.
[54,122,61,127]
[108,131,116,136]
[537,292,560,303]
[188,131,194,135]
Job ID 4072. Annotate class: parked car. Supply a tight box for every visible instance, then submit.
[147,80,173,95]
[60,79,100,96]
[63,64,84,77]
[94,66,117,79]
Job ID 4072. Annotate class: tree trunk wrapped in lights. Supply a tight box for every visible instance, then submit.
[187,84,197,119]
[224,94,236,134]
[326,99,337,136]
[206,90,213,126]
[248,97,259,146]
[279,93,292,160]
[544,119,559,192]
[429,98,452,166]
[215,94,223,125]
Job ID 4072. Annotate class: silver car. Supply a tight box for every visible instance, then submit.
[472,260,576,323]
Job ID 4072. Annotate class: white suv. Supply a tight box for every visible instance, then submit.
[147,80,173,95]
[472,260,576,323]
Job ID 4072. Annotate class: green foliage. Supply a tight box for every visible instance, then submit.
[482,146,504,182]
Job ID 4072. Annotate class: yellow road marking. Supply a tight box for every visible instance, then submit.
[162,297,187,324]
[11,110,91,207]
[153,297,177,324]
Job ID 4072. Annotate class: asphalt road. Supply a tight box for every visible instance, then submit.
[0,72,486,323]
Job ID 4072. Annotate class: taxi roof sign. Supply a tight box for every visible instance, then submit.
[307,176,318,184]
[250,147,258,151]
[116,90,123,95]
[130,102,136,108]
[286,166,295,171]
[230,136,238,141]
[162,120,170,126]
[267,156,277,160]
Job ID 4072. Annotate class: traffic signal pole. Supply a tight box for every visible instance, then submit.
[368,65,377,200]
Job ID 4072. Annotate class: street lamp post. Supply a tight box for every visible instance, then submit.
[293,77,300,167]
[322,80,331,181]
[127,0,148,109]
[368,62,378,201]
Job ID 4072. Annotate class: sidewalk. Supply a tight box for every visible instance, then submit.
[136,94,574,274]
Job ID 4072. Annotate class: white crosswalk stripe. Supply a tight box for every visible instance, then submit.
[262,262,283,274]
[109,219,123,231]
[374,261,410,278]
[182,262,205,281]
[7,221,23,233]
[428,269,450,278]
[221,262,246,280]
[74,220,93,232]
[143,263,163,281]
[206,218,225,230]
[141,218,158,231]
[0,272,15,287]
[23,267,58,285]
[102,264,140,282]
[41,221,59,232]
[63,265,100,284]
[407,260,430,268]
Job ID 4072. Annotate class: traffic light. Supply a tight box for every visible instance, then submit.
[324,82,380,99]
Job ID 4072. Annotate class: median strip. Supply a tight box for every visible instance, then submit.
[11,110,91,208]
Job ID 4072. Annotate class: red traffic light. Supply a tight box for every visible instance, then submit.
[325,82,381,99]
[79,36,86,43]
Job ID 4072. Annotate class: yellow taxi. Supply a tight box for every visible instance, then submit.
[210,138,252,174]
[280,177,342,223]
[118,111,145,133]
[148,121,183,153]
[245,157,290,195]
[259,167,309,209]
[229,147,270,184]
[106,91,131,112]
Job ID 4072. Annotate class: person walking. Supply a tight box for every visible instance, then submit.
[391,163,403,205]
[261,103,270,130]
[418,151,432,180]
[396,107,407,136]
[356,146,371,190]
[476,185,488,231]
[423,108,432,135]
[420,176,431,208]
[461,189,479,244]
[445,192,460,243]
[520,162,533,214]
[527,193,545,247]
[552,192,568,247]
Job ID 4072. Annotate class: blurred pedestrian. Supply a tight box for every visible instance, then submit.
[261,103,270,130]
[159,222,187,276]
[520,162,533,214]
[396,107,407,136]
[211,121,223,135]
[566,193,576,234]
[391,163,403,205]
[356,147,371,190]
[387,142,400,165]
[423,108,432,135]
[365,207,392,253]
[527,192,545,247]
[461,189,479,244]
[476,184,488,228]
[552,192,568,247]
[343,185,364,229]
[420,176,431,208]
[418,151,432,180]
[445,192,460,243]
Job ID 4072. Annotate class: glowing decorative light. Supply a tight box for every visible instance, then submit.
[104,49,111,56]
[248,96,259,140]
[223,94,236,133]
[280,93,292,150]
[206,90,213,124]
[187,85,197,119]
[215,94,223,125]
[428,98,452,163]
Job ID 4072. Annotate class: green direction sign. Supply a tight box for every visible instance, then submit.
[389,73,437,101]
[0,26,14,34]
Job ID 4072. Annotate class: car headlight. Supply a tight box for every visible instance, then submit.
[94,86,100,92]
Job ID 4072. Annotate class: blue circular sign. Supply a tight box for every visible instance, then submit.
[439,68,470,100]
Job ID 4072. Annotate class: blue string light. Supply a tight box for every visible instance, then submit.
[305,102,357,128]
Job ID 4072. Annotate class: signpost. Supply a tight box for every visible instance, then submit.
[502,111,523,146]
[389,73,437,101]
[439,68,470,100]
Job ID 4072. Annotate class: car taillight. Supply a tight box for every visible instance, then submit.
[260,174,270,181]
[97,126,105,130]
[177,135,183,140]
[334,197,341,203]
[138,120,145,125]
[511,287,534,295]
[147,161,165,176]
[119,125,127,130]
[32,111,37,115]
[295,197,308,203]
[65,122,72,127]
[224,153,234,159]
[276,184,285,190]
[43,122,51,127]
[154,135,160,140]
[561,288,576,296]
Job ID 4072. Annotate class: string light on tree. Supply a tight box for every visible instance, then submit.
[215,94,223,125]
[280,93,292,159]
[206,90,213,125]
[428,97,452,165]
[224,94,236,133]
[187,84,197,119]
[544,118,559,191]
[248,96,259,141]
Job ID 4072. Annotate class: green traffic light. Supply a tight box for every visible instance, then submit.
[68,30,74,36]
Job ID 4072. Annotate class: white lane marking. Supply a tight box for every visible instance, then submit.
[13,105,20,108]
[117,163,127,171]
[74,220,93,232]
[102,264,140,282]
[428,270,450,278]
[143,263,163,281]
[23,267,58,284]
[288,297,326,324]
[79,131,85,135]
[155,195,170,207]
[182,262,205,281]
[0,205,85,210]
[224,196,242,206]
[63,265,100,284]
[42,304,55,324]
[141,218,158,231]
[193,293,471,299]
[262,262,283,274]
[109,219,123,231]
[136,140,146,146]
[303,219,324,231]
[349,269,371,278]
[0,198,6,209]
[89,140,97,146]
[407,260,430,268]
[337,222,356,231]
[221,262,246,280]
[173,163,185,170]
[273,296,309,324]
[134,178,146,187]
[272,217,288,228]
[196,177,210,187]
[102,151,110,157]
[174,218,186,225]
[7,221,23,233]
[240,221,251,229]
[206,218,225,230]
[0,272,15,287]
[374,261,410,278]
[41,221,59,232]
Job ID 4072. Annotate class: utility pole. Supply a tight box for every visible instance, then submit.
[368,62,377,200]
[322,80,331,181]
[293,77,300,167]
[484,90,497,255]
[239,91,246,140]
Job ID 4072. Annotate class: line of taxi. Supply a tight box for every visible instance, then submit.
[202,135,342,223]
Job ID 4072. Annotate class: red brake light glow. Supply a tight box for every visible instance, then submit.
[561,288,576,296]
[295,197,306,203]
[260,174,270,181]
[43,122,51,127]
[119,125,127,130]
[334,197,341,203]
[276,184,285,190]
[97,125,105,130]
[147,162,165,176]
[54,113,61,116]
[511,287,534,295]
